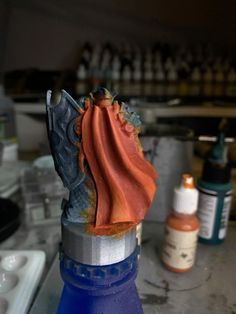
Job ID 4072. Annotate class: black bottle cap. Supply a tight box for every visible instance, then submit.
[202,160,231,184]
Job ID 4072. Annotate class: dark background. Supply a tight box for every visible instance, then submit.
[0,0,235,72]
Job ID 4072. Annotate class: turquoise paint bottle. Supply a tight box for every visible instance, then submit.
[197,133,232,244]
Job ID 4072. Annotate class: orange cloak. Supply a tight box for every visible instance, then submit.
[81,102,156,229]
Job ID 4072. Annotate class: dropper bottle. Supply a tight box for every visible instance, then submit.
[120,65,132,96]
[162,174,199,273]
[226,68,236,97]
[76,63,88,95]
[197,133,232,244]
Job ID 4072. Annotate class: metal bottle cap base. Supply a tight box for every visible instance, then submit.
[61,215,137,266]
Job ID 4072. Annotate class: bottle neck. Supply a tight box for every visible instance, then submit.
[60,248,139,294]
[171,210,196,219]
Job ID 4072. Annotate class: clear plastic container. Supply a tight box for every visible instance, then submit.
[21,167,68,226]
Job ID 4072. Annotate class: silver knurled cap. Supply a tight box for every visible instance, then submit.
[61,215,137,266]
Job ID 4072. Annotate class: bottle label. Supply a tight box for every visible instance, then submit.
[162,226,198,270]
[198,189,217,239]
[219,195,232,239]
[198,188,232,240]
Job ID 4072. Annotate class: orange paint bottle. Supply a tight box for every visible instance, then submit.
[162,174,199,273]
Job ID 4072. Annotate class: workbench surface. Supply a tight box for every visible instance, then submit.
[29,221,236,314]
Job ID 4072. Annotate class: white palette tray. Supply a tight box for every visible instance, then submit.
[0,250,46,314]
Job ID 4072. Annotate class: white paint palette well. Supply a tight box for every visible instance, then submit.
[0,250,45,314]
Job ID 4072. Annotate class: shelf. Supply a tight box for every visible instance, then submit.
[13,102,236,118]
[136,104,236,118]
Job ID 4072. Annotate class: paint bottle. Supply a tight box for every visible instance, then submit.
[197,133,232,244]
[89,53,102,90]
[166,64,177,97]
[225,68,236,97]
[164,57,174,72]
[143,64,154,96]
[202,66,213,97]
[177,61,190,97]
[132,64,142,96]
[110,55,121,94]
[76,63,88,95]
[120,65,132,96]
[162,174,199,273]
[154,65,166,98]
[189,67,201,97]
[213,66,225,97]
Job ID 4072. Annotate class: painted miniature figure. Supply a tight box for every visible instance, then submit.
[46,87,156,234]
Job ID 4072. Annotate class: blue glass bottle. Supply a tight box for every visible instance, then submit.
[57,248,143,314]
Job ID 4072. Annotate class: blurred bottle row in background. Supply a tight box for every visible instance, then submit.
[3,41,236,102]
[75,42,236,99]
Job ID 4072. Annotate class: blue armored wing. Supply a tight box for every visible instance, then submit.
[46,90,97,223]
[46,90,85,190]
